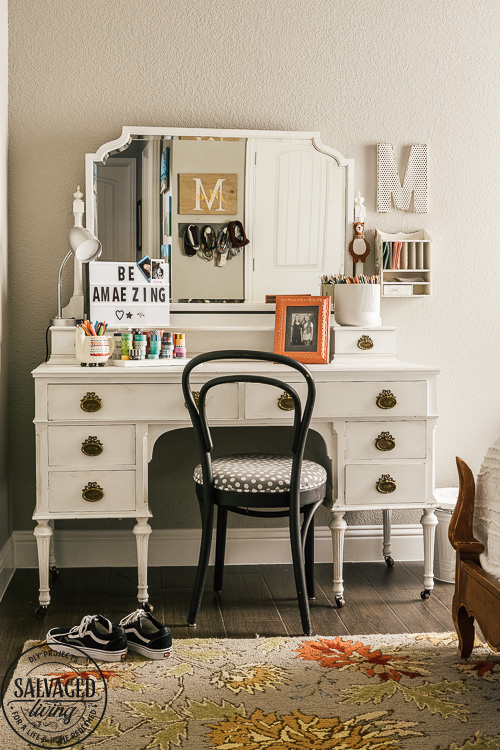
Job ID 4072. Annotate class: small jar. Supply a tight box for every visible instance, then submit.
[174,333,186,358]
[113,332,122,359]
[134,334,147,359]
[121,333,133,358]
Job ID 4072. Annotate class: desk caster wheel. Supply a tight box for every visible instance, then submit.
[385,556,394,567]
[141,602,153,613]
[335,596,345,608]
[35,605,48,618]
[50,566,60,579]
[420,589,432,600]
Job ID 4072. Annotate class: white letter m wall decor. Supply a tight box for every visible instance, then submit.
[377,143,428,213]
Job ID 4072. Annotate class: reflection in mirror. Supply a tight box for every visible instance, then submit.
[88,129,353,304]
[94,136,246,302]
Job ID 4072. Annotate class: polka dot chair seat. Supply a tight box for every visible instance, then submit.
[194,453,327,494]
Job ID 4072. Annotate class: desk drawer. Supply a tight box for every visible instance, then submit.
[345,463,426,505]
[316,381,427,417]
[334,329,397,356]
[345,421,426,460]
[48,425,136,466]
[244,381,427,419]
[47,383,238,421]
[48,470,136,514]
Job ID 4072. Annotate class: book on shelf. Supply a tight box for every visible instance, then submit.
[391,241,402,270]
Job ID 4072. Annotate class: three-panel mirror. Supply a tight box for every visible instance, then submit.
[86,128,353,305]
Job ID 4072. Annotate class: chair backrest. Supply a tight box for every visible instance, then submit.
[182,350,317,497]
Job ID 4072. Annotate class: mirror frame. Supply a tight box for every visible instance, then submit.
[84,126,354,312]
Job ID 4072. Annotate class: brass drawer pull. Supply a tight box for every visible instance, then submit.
[184,391,200,409]
[376,474,397,494]
[82,482,104,502]
[80,392,103,413]
[81,437,103,457]
[357,335,374,350]
[277,391,295,411]
[375,432,396,451]
[376,389,397,409]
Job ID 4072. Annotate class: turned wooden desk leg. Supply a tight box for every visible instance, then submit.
[382,509,394,567]
[34,520,52,615]
[134,518,152,607]
[48,520,59,579]
[420,507,438,599]
[330,510,346,608]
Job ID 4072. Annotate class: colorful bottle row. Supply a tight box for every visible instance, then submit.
[113,330,187,361]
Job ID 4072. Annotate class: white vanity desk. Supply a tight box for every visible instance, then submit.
[32,323,439,614]
[32,126,439,615]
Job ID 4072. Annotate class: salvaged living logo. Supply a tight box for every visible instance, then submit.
[1,643,107,749]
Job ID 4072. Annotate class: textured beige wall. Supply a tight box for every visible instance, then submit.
[8,0,500,533]
[0,0,9,548]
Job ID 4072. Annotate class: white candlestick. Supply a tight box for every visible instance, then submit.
[354,191,366,222]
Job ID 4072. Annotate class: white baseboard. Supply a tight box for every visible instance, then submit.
[13,524,424,569]
[0,535,15,598]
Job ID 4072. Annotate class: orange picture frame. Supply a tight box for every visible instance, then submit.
[274,295,331,364]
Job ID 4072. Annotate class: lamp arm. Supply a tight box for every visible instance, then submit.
[57,250,74,319]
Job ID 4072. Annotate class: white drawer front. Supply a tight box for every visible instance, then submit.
[244,381,427,420]
[47,383,238,421]
[345,421,426,460]
[48,470,136,514]
[315,381,427,417]
[48,425,136,466]
[334,329,397,356]
[345,463,426,505]
[383,284,413,297]
[244,383,307,420]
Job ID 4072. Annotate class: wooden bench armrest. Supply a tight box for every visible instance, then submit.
[454,540,485,557]
[449,458,477,549]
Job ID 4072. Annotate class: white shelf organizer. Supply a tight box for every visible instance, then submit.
[375,230,431,298]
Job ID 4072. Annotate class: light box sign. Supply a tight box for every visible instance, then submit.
[89,261,170,327]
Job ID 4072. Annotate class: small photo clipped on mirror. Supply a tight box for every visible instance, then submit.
[137,254,152,282]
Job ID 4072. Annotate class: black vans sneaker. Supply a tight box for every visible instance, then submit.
[120,609,173,660]
[46,615,127,662]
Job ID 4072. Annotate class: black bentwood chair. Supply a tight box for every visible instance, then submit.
[182,350,327,635]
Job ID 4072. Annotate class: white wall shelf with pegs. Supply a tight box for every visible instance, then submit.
[375,229,431,298]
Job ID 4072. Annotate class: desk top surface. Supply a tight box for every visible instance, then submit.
[33,359,440,379]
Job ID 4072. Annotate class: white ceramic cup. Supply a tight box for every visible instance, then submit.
[334,284,381,326]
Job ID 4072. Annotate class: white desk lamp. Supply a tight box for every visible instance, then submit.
[51,187,102,327]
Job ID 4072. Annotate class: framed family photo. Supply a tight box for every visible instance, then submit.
[274,295,331,364]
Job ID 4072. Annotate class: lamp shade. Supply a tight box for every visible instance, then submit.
[69,226,102,263]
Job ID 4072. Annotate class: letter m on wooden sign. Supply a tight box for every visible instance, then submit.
[178,173,238,215]
[377,144,428,213]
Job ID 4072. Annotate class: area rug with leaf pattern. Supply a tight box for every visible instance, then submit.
[2,632,500,749]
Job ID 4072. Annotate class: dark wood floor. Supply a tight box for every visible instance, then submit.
[0,562,455,676]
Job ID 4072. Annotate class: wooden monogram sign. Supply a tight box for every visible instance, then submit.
[178,173,238,215]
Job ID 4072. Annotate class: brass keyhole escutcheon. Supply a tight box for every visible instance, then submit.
[81,437,104,457]
[82,482,104,502]
[184,391,200,410]
[375,432,396,451]
[357,335,374,350]
[80,392,103,413]
[376,474,397,494]
[376,389,397,410]
[277,391,295,411]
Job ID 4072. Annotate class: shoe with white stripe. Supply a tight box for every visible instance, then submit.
[46,615,127,662]
[120,609,173,660]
